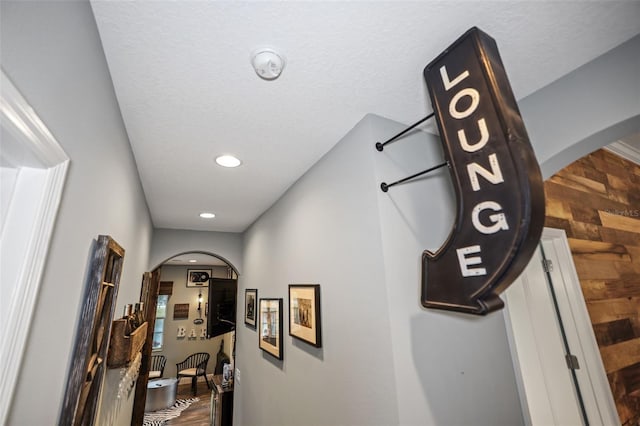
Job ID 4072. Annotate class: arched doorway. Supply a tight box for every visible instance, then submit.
[135,251,238,425]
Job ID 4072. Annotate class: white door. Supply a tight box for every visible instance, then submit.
[503,228,618,426]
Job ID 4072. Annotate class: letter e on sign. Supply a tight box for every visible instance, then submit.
[456,245,487,277]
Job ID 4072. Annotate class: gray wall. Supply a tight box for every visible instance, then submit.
[1,2,153,424]
[150,228,243,273]
[369,117,525,425]
[235,115,523,426]
[156,265,234,378]
[520,34,640,178]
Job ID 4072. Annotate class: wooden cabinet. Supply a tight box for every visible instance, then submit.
[210,375,234,426]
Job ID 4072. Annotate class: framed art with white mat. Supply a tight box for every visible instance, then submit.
[289,284,322,348]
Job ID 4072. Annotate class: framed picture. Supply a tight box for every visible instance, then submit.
[187,269,211,287]
[259,298,283,359]
[245,289,258,328]
[289,284,322,347]
[173,303,189,320]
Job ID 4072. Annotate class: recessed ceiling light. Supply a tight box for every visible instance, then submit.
[188,259,197,263]
[199,212,216,219]
[215,155,242,168]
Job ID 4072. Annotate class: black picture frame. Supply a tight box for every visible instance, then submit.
[186,269,212,287]
[245,289,258,329]
[288,284,322,348]
[259,298,283,359]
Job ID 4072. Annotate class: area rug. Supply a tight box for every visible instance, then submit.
[143,398,199,426]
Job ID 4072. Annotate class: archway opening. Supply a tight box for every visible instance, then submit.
[142,251,237,424]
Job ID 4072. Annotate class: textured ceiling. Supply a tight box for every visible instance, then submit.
[90,1,640,232]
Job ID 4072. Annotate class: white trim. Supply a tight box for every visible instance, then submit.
[503,228,618,426]
[502,261,557,426]
[541,229,619,425]
[605,141,640,166]
[0,70,70,424]
[0,73,68,166]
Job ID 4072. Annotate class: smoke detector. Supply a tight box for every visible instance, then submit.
[251,48,286,80]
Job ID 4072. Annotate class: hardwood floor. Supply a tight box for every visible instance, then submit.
[164,378,212,425]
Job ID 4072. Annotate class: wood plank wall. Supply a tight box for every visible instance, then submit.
[544,149,640,425]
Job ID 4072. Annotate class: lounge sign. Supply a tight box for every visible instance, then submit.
[422,27,544,315]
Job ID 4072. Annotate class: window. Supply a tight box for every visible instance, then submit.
[152,295,169,350]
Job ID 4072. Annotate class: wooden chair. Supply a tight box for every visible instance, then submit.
[149,355,166,380]
[176,352,211,395]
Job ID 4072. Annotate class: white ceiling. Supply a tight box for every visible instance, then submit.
[90,1,640,232]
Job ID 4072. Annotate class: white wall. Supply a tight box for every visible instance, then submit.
[156,264,234,379]
[1,2,153,424]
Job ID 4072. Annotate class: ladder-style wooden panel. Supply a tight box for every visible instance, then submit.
[60,235,125,426]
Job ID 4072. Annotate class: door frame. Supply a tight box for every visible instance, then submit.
[0,70,69,424]
[503,227,618,425]
[131,270,161,425]
[131,255,239,424]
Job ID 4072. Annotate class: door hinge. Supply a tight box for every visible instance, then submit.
[542,259,553,273]
[565,354,580,370]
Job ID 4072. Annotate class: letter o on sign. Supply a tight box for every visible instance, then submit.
[449,88,480,119]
